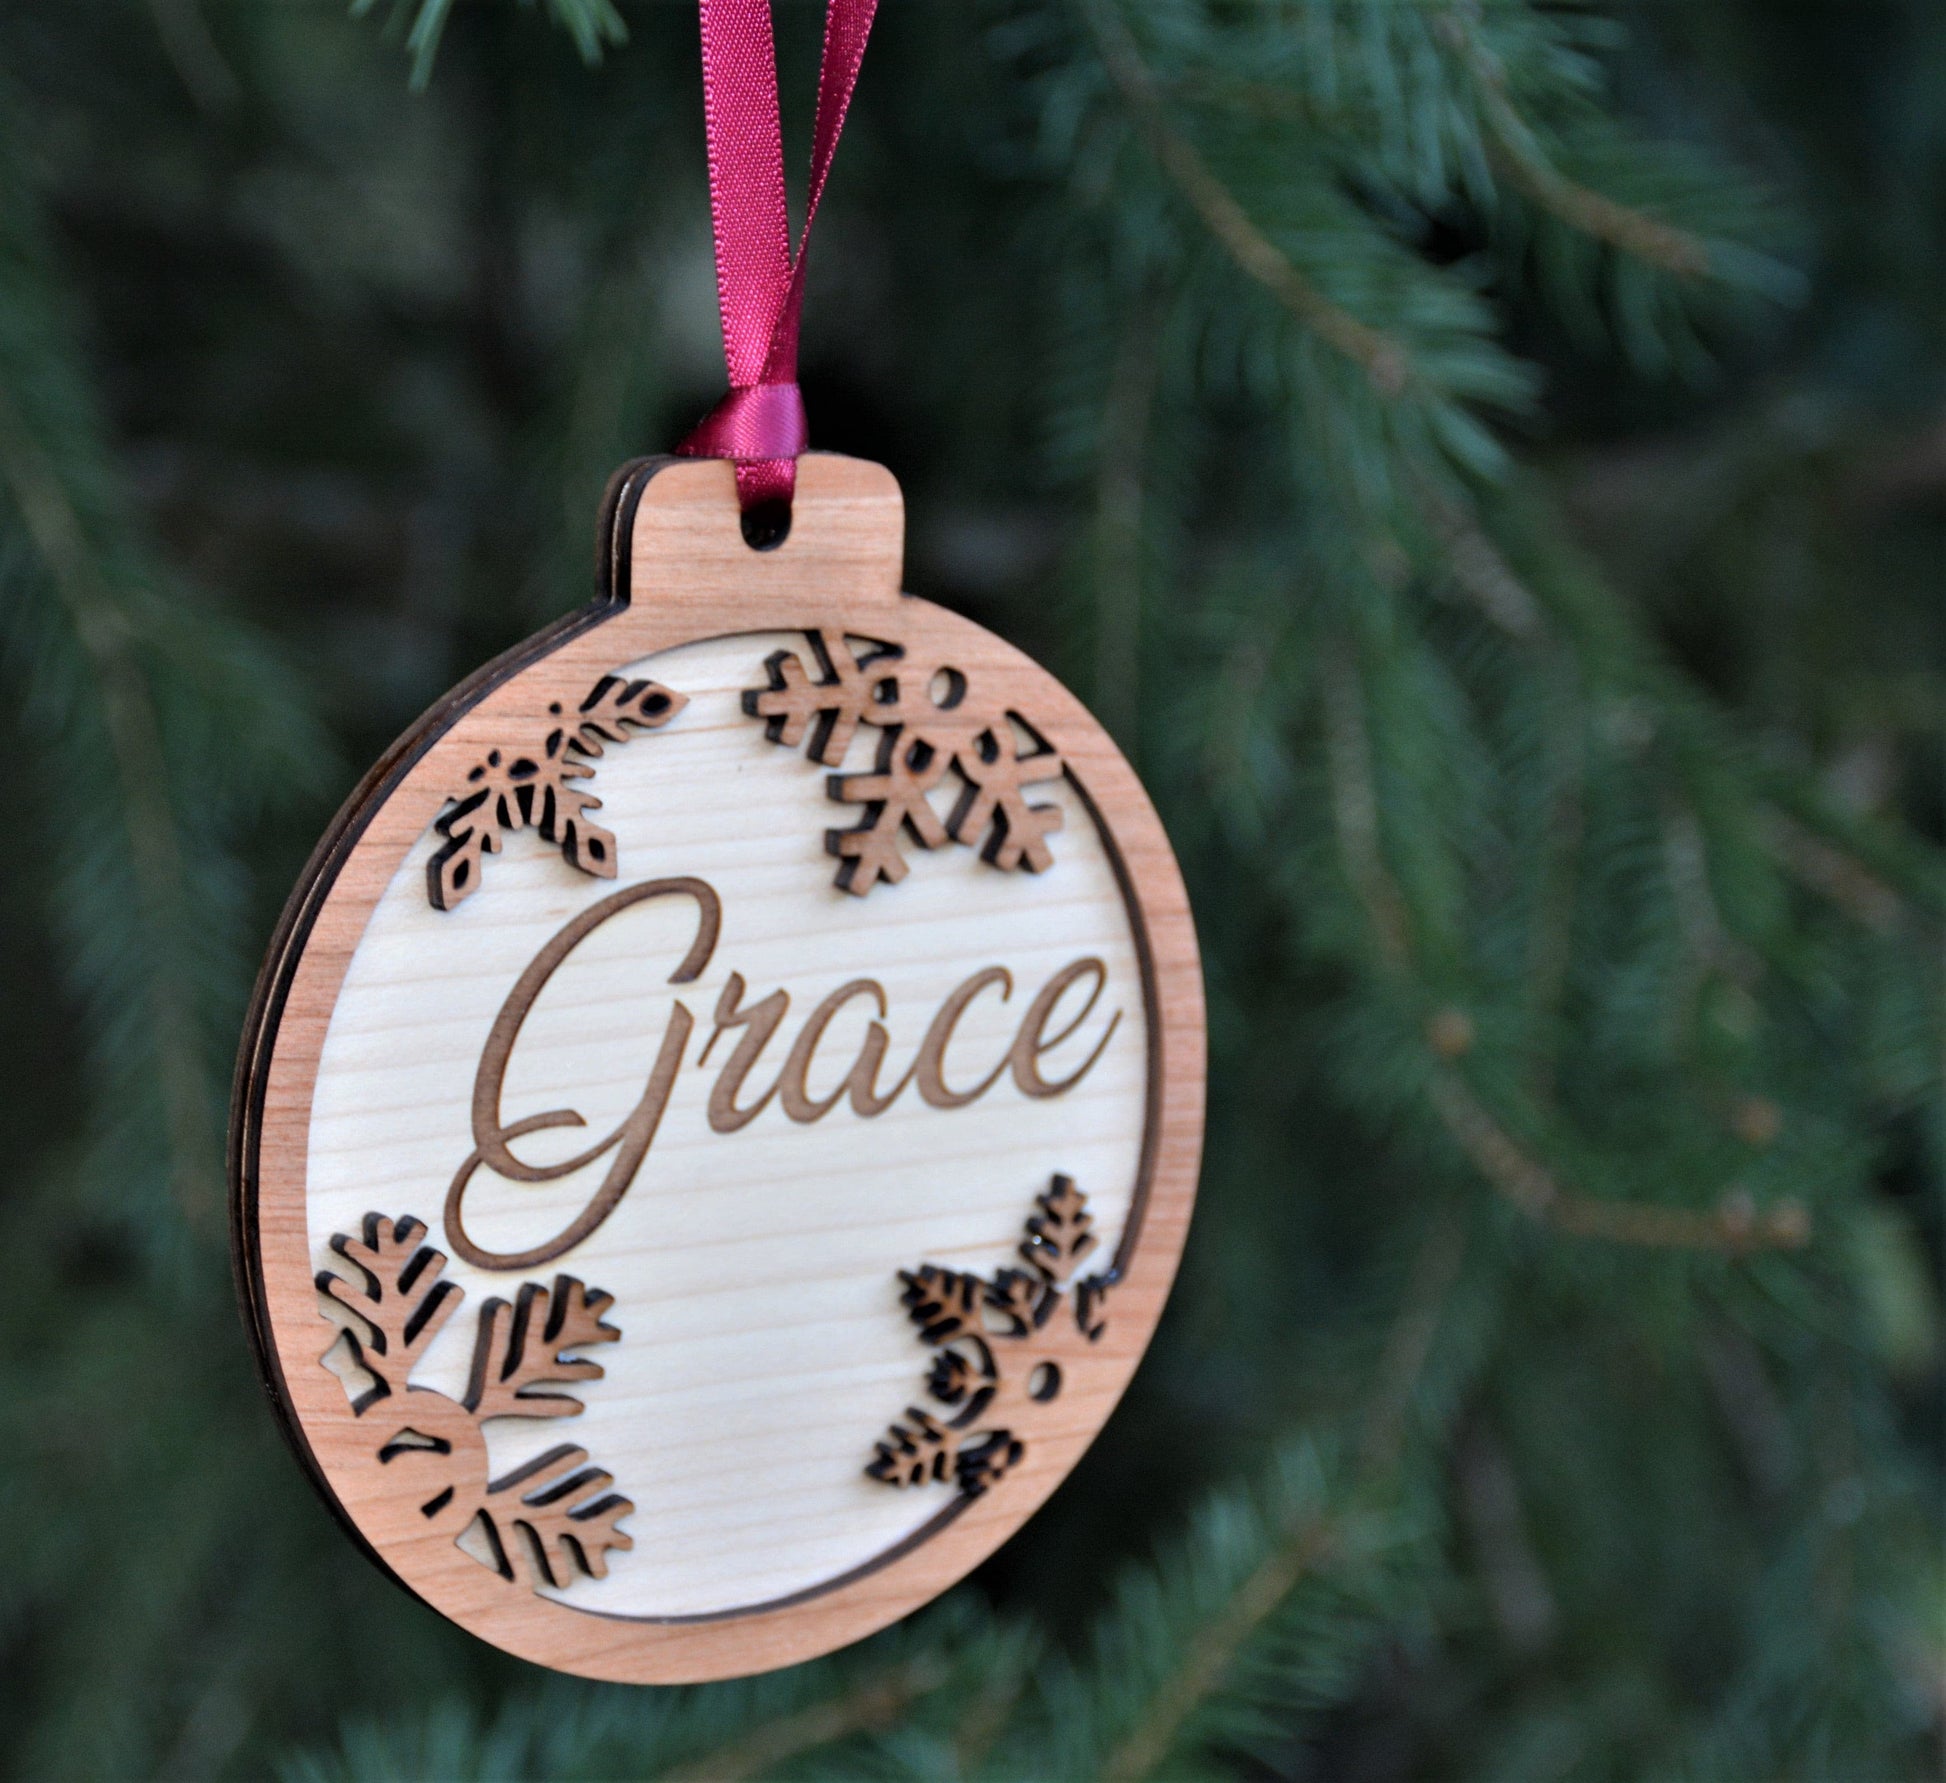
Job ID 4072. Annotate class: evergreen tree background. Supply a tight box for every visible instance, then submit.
[0,1,1939,1776]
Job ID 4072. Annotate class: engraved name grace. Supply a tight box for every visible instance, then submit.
[443,876,1124,1271]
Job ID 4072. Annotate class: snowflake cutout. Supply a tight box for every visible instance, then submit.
[317,1213,633,1592]
[428,674,686,909]
[868,1176,1112,1497]
[743,631,1064,895]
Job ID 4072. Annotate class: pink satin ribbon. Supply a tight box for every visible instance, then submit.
[675,0,878,511]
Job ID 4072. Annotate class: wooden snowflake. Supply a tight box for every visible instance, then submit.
[428,674,686,909]
[317,1213,633,1592]
[868,1176,1112,1497]
[743,631,1064,895]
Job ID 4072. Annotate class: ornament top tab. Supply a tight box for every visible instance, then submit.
[232,455,1204,1683]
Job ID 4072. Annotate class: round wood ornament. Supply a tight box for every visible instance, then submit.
[231,454,1204,1682]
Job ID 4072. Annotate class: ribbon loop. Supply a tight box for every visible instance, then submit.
[676,0,878,511]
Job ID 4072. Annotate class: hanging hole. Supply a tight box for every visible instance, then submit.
[741,499,793,551]
[1028,1361,1062,1402]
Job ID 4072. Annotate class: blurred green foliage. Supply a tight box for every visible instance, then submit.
[0,2,1938,1778]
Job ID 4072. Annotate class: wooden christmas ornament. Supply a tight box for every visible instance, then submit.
[231,454,1205,1682]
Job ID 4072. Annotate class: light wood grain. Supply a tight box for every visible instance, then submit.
[232,454,1205,1683]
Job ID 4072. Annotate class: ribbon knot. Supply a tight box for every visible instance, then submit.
[674,0,877,513]
[679,382,810,467]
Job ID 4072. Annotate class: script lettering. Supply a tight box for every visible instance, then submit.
[779,980,910,1122]
[914,967,1013,1109]
[701,972,789,1134]
[445,877,719,1269]
[443,878,1125,1271]
[1010,957,1120,1098]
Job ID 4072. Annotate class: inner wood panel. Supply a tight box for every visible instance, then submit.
[304,631,1149,1618]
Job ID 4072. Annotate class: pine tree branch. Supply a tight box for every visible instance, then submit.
[1424,1070,1810,1253]
[1526,666,1586,1102]
[1322,635,1811,1255]
[1190,50,1714,284]
[1454,1417,1556,1650]
[142,0,240,114]
[1662,800,1763,995]
[1321,645,1414,969]
[355,0,628,89]
[1097,1204,1474,1780]
[1411,496,1587,1100]
[1358,1203,1470,1474]
[1084,0,1409,395]
[661,1657,950,1782]
[1759,810,1908,936]
[951,1634,1037,1775]
[0,386,218,1224]
[1101,1515,1338,1783]
[1490,137,1712,277]
[1094,291,1163,750]
[1435,13,1715,279]
[1423,494,1546,638]
[1425,493,1937,942]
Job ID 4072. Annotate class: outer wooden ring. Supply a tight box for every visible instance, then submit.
[230,455,1205,1682]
